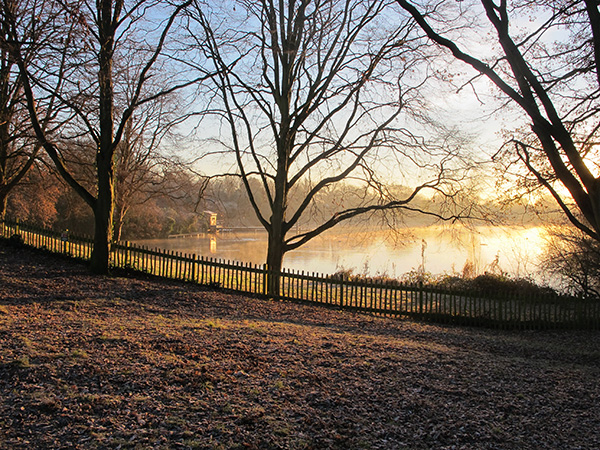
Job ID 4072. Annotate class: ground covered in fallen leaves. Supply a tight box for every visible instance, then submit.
[1,241,600,450]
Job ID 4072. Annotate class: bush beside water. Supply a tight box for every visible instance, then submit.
[332,267,558,298]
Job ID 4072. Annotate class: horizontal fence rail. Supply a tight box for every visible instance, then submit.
[2,219,600,330]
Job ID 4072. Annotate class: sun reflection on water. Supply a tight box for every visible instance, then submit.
[135,225,552,281]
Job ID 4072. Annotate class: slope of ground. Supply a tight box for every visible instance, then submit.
[0,241,599,449]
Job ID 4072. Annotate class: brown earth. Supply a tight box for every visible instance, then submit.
[0,240,599,449]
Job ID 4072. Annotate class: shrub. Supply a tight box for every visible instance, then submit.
[542,227,600,298]
[435,272,556,297]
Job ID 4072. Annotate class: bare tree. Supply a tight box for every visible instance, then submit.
[112,81,189,242]
[397,0,600,241]
[0,1,51,220]
[0,59,37,219]
[5,159,62,227]
[189,0,468,293]
[542,227,600,298]
[1,0,194,273]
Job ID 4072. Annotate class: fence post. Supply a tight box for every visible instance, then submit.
[191,254,197,283]
[125,241,131,269]
[262,264,268,296]
[339,275,344,308]
[418,282,424,315]
[61,229,68,255]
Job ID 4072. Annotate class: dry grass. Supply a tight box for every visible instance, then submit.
[1,241,600,449]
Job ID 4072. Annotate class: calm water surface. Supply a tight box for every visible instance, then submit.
[135,225,550,281]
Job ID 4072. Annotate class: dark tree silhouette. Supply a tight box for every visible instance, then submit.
[398,0,600,241]
[1,0,193,273]
[189,0,468,294]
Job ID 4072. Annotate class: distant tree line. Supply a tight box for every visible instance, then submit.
[4,158,210,239]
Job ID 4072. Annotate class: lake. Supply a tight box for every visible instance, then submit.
[134,225,551,282]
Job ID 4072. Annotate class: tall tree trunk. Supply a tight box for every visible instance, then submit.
[90,154,114,273]
[0,106,10,222]
[266,228,285,298]
[0,190,7,221]
[112,200,127,243]
[266,185,287,296]
[264,137,290,295]
[89,0,117,274]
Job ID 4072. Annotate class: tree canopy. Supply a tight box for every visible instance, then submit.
[1,0,194,272]
[187,0,470,287]
[397,0,600,241]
